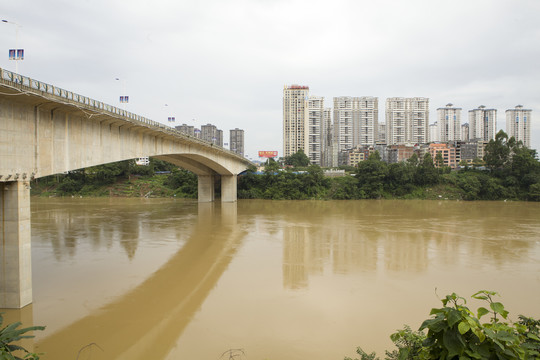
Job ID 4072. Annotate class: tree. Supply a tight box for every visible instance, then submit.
[284,149,310,167]
[484,130,511,171]
[414,153,439,186]
[356,152,388,198]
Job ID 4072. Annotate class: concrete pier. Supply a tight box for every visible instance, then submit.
[0,181,32,309]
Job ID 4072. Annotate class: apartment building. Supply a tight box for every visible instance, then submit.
[506,105,532,148]
[386,97,429,145]
[437,103,462,142]
[201,123,223,146]
[230,128,244,156]
[429,143,457,168]
[307,96,324,165]
[334,96,378,151]
[468,105,497,141]
[283,85,309,158]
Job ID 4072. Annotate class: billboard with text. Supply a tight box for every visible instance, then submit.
[258,151,278,158]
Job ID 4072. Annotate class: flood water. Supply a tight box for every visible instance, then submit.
[3,198,540,360]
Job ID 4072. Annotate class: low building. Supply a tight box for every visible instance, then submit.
[429,143,457,168]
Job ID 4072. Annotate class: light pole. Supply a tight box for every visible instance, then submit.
[115,78,128,110]
[2,19,23,73]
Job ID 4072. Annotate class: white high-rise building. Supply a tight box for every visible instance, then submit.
[437,103,462,142]
[377,123,386,144]
[468,105,497,141]
[333,97,355,151]
[506,105,532,148]
[308,96,324,165]
[283,85,309,158]
[358,97,378,146]
[429,122,439,142]
[334,96,378,151]
[386,97,429,145]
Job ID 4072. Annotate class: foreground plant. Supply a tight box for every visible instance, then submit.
[0,314,45,360]
[346,290,540,360]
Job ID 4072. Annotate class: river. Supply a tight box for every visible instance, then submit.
[3,198,540,360]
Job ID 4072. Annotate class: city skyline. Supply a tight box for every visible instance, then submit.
[2,0,539,159]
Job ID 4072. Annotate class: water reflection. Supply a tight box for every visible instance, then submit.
[271,200,540,289]
[3,199,539,360]
[34,201,245,360]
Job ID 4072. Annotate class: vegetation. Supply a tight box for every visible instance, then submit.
[346,291,540,360]
[31,131,540,201]
[0,314,44,360]
[31,158,198,199]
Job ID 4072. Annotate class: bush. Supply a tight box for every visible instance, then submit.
[347,291,540,360]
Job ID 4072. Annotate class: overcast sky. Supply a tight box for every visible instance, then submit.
[2,0,539,159]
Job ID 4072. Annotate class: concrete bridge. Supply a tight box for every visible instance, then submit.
[0,67,253,308]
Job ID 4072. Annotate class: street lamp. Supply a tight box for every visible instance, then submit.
[2,19,23,73]
[115,78,128,110]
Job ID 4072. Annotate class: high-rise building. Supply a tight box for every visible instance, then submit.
[307,96,324,165]
[321,108,334,167]
[506,105,532,148]
[377,123,386,144]
[468,105,497,141]
[429,122,439,142]
[333,97,355,151]
[437,103,462,142]
[334,96,378,151]
[175,124,196,136]
[386,97,429,145]
[201,123,223,146]
[358,97,378,146]
[283,85,309,158]
[461,123,470,142]
[230,128,244,156]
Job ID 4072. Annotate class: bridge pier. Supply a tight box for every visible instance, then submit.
[197,174,237,203]
[197,175,215,202]
[221,175,237,203]
[0,181,33,309]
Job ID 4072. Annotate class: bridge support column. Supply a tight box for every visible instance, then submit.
[197,175,215,203]
[0,181,32,309]
[221,175,237,203]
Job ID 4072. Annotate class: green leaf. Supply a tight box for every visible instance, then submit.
[448,309,463,327]
[443,329,465,358]
[490,302,509,319]
[477,307,490,319]
[458,321,470,335]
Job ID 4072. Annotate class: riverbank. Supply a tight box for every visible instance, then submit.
[30,172,482,201]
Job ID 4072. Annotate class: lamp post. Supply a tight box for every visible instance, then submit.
[115,78,128,110]
[2,19,22,73]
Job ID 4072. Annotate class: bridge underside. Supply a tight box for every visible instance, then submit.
[0,73,252,308]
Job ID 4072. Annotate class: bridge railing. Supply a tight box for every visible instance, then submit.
[0,67,251,164]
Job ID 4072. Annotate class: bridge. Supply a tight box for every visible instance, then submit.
[0,67,253,308]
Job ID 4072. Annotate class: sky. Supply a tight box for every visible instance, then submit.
[2,0,539,160]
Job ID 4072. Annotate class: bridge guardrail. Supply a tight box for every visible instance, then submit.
[0,67,251,164]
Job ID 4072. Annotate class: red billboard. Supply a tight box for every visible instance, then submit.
[258,151,278,158]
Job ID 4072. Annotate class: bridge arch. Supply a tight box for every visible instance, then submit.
[0,68,253,308]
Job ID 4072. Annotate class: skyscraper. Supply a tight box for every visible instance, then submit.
[307,96,324,165]
[334,96,378,151]
[437,103,462,142]
[230,128,244,156]
[468,105,497,141]
[358,97,378,146]
[201,123,223,146]
[283,85,309,158]
[386,97,429,145]
[506,105,532,148]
